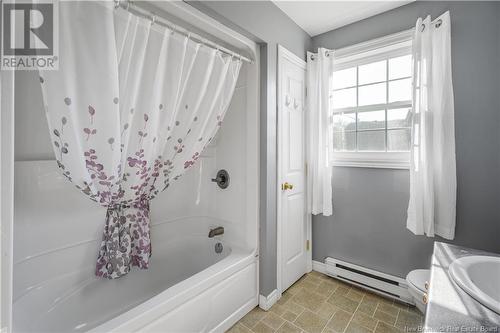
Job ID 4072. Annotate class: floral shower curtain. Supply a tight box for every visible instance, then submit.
[39,2,242,278]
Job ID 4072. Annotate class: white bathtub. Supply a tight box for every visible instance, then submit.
[13,218,258,333]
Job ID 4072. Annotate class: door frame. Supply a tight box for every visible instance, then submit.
[1,69,15,332]
[276,44,312,296]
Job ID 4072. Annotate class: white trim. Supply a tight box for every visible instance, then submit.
[277,45,309,295]
[332,18,439,63]
[332,152,410,169]
[1,69,15,332]
[312,260,326,274]
[333,101,412,114]
[311,29,413,63]
[258,289,280,311]
[334,41,411,71]
[277,45,284,298]
[278,45,307,70]
[306,213,312,273]
[244,29,261,304]
[335,29,413,60]
[329,32,413,168]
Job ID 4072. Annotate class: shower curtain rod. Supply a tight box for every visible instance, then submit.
[114,0,254,64]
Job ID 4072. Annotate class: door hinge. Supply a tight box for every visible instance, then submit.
[306,240,310,251]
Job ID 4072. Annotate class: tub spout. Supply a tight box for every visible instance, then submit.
[208,226,224,238]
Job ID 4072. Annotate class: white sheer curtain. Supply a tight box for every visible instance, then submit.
[39,2,241,278]
[407,11,456,239]
[306,48,334,216]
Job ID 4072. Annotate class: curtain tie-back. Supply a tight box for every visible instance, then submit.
[95,196,151,278]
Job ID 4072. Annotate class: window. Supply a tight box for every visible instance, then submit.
[330,33,412,168]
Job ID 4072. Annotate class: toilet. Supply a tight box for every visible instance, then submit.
[406,269,430,314]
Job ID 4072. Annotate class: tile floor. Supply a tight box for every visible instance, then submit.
[227,271,424,333]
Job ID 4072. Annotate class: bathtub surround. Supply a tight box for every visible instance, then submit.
[39,2,242,278]
[306,48,334,216]
[12,188,257,332]
[407,11,457,239]
[312,1,500,278]
[12,1,259,330]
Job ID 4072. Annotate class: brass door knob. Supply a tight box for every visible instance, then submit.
[282,182,294,190]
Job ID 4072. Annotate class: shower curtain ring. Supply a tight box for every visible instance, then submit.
[114,0,120,9]
[151,14,157,26]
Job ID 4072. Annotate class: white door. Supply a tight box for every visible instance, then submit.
[278,46,309,293]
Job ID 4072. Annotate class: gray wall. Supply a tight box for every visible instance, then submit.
[187,1,312,295]
[312,1,500,278]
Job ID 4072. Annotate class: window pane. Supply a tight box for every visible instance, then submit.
[387,128,411,151]
[333,67,356,89]
[357,110,385,130]
[333,112,356,132]
[387,108,411,128]
[333,131,355,151]
[359,60,386,85]
[389,78,411,103]
[359,83,386,106]
[389,55,412,80]
[332,88,356,109]
[357,130,385,151]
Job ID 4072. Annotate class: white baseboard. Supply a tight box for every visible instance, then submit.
[258,289,280,311]
[312,260,326,274]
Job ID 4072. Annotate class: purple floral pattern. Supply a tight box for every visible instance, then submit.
[38,7,243,279]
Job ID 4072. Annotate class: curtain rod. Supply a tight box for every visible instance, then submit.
[114,0,254,64]
[310,16,444,61]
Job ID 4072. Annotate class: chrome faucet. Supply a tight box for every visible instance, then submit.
[208,226,224,238]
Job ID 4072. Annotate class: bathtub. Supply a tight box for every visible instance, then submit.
[13,217,258,333]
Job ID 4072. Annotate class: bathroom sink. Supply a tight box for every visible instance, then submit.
[449,255,500,314]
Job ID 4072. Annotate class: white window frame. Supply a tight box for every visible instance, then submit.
[330,30,413,169]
